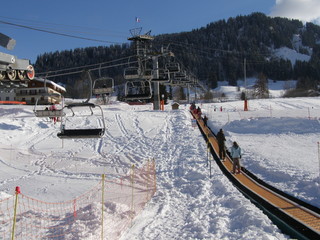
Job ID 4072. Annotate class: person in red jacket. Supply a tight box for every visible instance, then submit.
[193,107,198,116]
[49,103,57,124]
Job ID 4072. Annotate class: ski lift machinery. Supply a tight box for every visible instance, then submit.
[0,33,35,81]
[57,71,106,139]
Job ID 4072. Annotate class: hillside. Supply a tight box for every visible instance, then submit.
[34,13,320,96]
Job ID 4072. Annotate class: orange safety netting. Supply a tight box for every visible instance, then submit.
[0,160,156,239]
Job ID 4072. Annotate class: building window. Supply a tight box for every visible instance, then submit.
[5,97,9,101]
[30,90,37,95]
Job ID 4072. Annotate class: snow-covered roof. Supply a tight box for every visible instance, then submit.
[33,77,66,92]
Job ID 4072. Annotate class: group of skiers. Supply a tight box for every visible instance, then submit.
[189,102,208,126]
[190,103,242,174]
[190,102,201,118]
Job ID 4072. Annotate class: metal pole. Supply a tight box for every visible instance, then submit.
[101,174,105,240]
[207,141,209,167]
[153,56,160,110]
[244,58,247,97]
[187,84,190,104]
[318,142,320,185]
[210,156,212,179]
[131,165,135,226]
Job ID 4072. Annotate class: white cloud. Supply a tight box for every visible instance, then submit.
[270,0,320,24]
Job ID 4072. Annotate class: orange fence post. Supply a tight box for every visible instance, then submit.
[73,199,77,218]
[160,100,164,111]
[244,99,248,111]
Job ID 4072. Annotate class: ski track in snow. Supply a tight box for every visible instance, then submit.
[121,110,286,240]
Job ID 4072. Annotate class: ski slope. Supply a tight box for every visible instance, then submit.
[0,97,319,239]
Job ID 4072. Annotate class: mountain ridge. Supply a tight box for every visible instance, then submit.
[34,12,320,96]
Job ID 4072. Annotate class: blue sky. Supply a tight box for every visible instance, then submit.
[1,0,319,63]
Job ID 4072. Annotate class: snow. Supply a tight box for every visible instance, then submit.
[273,47,311,65]
[215,78,297,99]
[0,91,319,239]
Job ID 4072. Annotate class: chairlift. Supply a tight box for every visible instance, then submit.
[92,77,114,95]
[165,62,180,73]
[151,68,170,82]
[124,67,140,80]
[57,103,105,139]
[124,80,152,100]
[166,80,183,87]
[141,68,152,80]
[123,66,153,80]
[174,70,187,80]
[33,93,65,118]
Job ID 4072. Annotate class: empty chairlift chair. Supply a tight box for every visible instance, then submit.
[124,80,152,100]
[57,103,106,139]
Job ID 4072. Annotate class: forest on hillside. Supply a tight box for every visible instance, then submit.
[34,13,320,97]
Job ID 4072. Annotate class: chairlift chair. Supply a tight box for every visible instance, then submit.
[57,103,106,139]
[124,67,141,80]
[151,68,170,83]
[167,80,183,87]
[165,62,180,73]
[141,68,152,80]
[124,80,152,100]
[174,70,187,80]
[92,77,114,95]
[33,93,65,118]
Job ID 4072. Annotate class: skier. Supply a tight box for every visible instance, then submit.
[230,141,242,174]
[203,115,208,126]
[216,129,226,160]
[49,103,57,124]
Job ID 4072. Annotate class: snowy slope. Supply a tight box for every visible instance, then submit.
[0,96,319,239]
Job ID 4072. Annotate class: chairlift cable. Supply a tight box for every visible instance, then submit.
[42,60,139,78]
[0,20,121,44]
[0,15,128,38]
[38,55,137,76]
